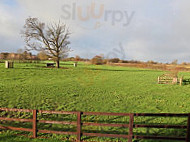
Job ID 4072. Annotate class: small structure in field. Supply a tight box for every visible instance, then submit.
[5,61,14,68]
[74,62,77,67]
[158,73,183,85]
[46,63,55,67]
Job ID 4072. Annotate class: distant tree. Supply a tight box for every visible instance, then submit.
[171,59,178,65]
[147,60,158,64]
[37,51,49,60]
[75,55,81,61]
[181,62,188,65]
[109,58,120,63]
[91,55,103,65]
[0,54,3,60]
[21,17,71,68]
[0,53,9,59]
[69,57,75,61]
[17,49,24,61]
[17,49,23,54]
[23,51,30,60]
[16,49,32,61]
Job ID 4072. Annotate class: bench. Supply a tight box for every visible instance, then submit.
[46,63,55,67]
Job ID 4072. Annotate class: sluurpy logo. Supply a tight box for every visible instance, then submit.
[61,2,135,30]
[106,43,126,60]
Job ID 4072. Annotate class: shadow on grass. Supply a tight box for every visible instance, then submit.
[0,131,32,142]
[183,78,190,85]
[14,66,70,70]
[82,127,185,142]
[85,68,162,72]
[0,135,21,142]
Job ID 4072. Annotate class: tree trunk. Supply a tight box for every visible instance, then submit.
[56,60,60,68]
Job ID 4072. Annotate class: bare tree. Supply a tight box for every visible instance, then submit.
[21,17,71,68]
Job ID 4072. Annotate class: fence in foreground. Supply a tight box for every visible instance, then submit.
[0,108,190,142]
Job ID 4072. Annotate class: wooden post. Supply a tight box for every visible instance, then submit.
[128,113,134,142]
[186,114,190,142]
[77,112,82,142]
[158,77,160,84]
[74,63,77,67]
[33,110,37,138]
[5,61,14,68]
[180,77,183,86]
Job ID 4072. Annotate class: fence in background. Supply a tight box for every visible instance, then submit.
[158,73,183,85]
[0,108,190,142]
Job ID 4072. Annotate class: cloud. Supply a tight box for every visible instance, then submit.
[0,1,24,52]
[0,3,18,37]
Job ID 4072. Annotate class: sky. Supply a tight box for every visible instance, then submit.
[0,0,190,63]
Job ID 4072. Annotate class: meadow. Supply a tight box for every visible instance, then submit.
[0,61,190,142]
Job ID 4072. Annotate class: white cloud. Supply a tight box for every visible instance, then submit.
[0,4,19,37]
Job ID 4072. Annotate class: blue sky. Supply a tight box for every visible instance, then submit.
[0,0,190,63]
[2,0,17,5]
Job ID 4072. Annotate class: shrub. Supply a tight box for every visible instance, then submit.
[103,59,109,64]
[181,62,187,65]
[37,51,49,60]
[91,55,103,65]
[147,60,158,64]
[75,55,81,61]
[118,60,124,63]
[109,58,120,63]
[171,59,178,65]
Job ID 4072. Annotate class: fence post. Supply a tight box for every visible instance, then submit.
[32,110,37,138]
[186,113,190,142]
[180,77,183,86]
[158,76,160,84]
[128,113,134,142]
[77,112,82,142]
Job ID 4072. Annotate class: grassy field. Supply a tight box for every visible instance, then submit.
[0,61,190,142]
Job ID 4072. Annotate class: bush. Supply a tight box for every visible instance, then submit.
[147,60,158,64]
[181,62,188,65]
[103,59,109,64]
[109,58,120,63]
[91,56,103,65]
[118,60,124,63]
[171,59,178,65]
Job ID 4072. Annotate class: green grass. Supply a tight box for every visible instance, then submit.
[0,61,190,142]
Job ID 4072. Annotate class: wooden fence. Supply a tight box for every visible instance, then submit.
[158,73,183,85]
[0,108,190,142]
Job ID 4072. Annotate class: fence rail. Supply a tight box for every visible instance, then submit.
[0,108,190,142]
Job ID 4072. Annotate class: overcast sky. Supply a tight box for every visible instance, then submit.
[0,0,190,63]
